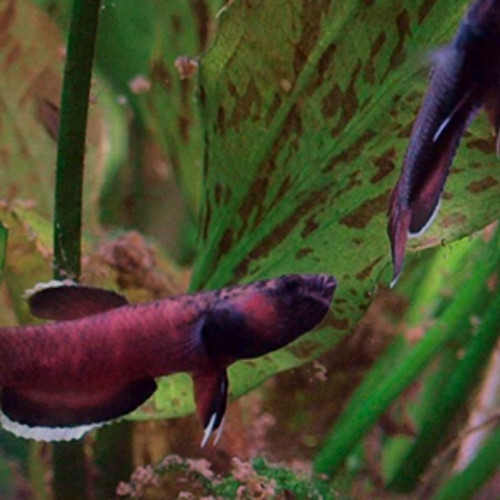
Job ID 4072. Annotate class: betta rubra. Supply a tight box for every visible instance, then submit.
[0,274,335,444]
[388,0,500,284]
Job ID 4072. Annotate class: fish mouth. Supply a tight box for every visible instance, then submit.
[292,274,336,332]
[304,274,337,307]
[271,273,336,314]
[290,274,337,308]
[319,274,336,308]
[321,274,337,293]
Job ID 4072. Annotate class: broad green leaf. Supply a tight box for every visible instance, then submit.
[140,373,195,420]
[183,0,500,404]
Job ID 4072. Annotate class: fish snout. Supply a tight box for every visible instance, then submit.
[303,273,337,307]
[320,274,337,294]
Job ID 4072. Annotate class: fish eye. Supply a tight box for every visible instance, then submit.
[280,275,303,294]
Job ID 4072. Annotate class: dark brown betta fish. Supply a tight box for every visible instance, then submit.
[0,274,335,443]
[388,0,500,284]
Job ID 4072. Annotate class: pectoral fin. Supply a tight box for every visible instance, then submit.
[192,369,228,447]
[26,282,128,320]
[0,378,156,441]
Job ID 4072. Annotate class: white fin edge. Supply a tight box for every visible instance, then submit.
[390,199,443,289]
[432,88,474,143]
[200,413,217,448]
[214,416,225,446]
[0,411,104,442]
[22,280,77,300]
[389,275,400,290]
[432,115,452,143]
[408,198,442,239]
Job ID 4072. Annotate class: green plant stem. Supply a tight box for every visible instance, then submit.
[389,292,500,491]
[52,442,88,500]
[53,0,101,280]
[94,423,134,500]
[52,0,101,499]
[313,235,498,478]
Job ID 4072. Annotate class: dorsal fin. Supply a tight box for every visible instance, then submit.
[0,378,156,441]
[192,369,228,447]
[26,282,128,320]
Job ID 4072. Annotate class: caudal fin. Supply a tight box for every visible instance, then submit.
[0,378,156,441]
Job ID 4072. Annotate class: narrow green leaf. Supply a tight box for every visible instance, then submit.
[433,425,500,500]
[400,236,480,327]
[389,290,500,491]
[313,230,499,477]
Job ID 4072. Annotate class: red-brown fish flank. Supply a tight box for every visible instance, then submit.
[0,274,336,443]
[388,0,500,284]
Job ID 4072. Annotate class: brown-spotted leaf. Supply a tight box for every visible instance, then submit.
[187,0,500,400]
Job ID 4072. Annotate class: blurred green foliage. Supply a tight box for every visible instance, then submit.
[0,0,498,498]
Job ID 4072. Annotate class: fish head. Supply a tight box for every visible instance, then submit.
[201,274,336,365]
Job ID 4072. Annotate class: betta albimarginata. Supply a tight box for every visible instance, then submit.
[0,274,336,444]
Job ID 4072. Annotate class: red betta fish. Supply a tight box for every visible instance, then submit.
[0,274,335,443]
[388,0,500,284]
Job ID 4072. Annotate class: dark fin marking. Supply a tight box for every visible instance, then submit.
[409,90,476,235]
[192,370,228,447]
[28,285,128,320]
[432,87,475,143]
[0,378,156,441]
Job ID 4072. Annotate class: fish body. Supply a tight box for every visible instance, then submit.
[0,274,336,442]
[388,0,500,284]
